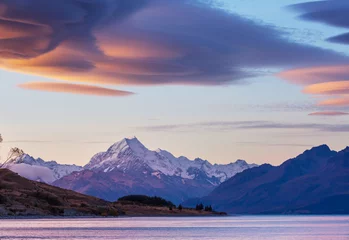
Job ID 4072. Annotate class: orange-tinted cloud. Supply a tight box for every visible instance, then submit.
[18,82,134,97]
[308,111,349,116]
[303,81,349,95]
[278,66,349,111]
[318,98,349,107]
[278,65,349,85]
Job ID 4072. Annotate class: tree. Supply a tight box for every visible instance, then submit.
[178,204,183,211]
[204,205,213,212]
[196,203,204,211]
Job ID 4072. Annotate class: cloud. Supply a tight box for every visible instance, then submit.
[318,98,349,107]
[275,1,349,112]
[308,111,349,116]
[278,65,349,85]
[139,120,349,132]
[303,81,349,95]
[278,66,349,108]
[18,82,134,97]
[328,33,349,45]
[291,0,349,45]
[235,142,314,147]
[1,0,349,89]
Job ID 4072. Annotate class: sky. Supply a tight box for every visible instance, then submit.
[1,0,349,166]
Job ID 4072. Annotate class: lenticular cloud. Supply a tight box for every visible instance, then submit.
[0,0,348,89]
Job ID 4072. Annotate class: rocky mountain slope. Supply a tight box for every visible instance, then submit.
[183,145,349,214]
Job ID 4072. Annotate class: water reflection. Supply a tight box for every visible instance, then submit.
[0,216,348,240]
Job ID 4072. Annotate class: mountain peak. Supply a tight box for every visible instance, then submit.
[235,159,247,165]
[303,144,335,158]
[311,144,331,151]
[108,137,147,155]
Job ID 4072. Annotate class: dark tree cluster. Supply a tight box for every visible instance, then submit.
[118,195,175,208]
[204,205,213,212]
[196,203,213,212]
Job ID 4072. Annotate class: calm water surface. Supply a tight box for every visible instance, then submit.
[0,216,348,240]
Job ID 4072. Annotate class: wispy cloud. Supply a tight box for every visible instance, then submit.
[303,81,349,95]
[18,82,134,97]
[278,65,349,85]
[308,111,349,116]
[278,64,349,109]
[318,98,349,107]
[235,141,314,147]
[139,120,349,133]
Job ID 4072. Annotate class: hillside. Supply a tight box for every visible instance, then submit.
[0,169,224,217]
[0,169,120,217]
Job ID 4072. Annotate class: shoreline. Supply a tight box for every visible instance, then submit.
[0,214,228,220]
[2,213,349,220]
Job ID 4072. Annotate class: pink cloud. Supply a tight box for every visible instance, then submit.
[303,81,349,95]
[278,65,349,85]
[18,82,134,97]
[308,111,349,116]
[318,98,349,107]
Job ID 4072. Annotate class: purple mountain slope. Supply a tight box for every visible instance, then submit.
[183,145,349,214]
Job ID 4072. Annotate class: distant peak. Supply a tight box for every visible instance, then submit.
[124,136,141,144]
[235,159,247,164]
[298,144,335,159]
[108,137,148,155]
[311,144,331,151]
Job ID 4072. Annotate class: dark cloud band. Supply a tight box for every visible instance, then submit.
[1,0,348,88]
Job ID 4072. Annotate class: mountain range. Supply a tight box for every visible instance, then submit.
[2,137,256,204]
[2,148,83,183]
[183,145,349,214]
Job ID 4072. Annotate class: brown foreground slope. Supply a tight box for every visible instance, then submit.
[0,169,224,217]
[0,169,121,217]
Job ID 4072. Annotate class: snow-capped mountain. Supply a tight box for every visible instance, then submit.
[54,137,257,204]
[85,137,257,184]
[2,148,83,183]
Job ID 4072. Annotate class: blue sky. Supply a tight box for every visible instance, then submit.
[1,0,349,166]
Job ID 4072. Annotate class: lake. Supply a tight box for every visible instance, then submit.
[0,216,348,240]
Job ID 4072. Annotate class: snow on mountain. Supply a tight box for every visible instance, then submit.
[2,149,83,183]
[85,137,257,184]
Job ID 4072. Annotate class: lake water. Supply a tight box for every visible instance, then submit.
[0,216,348,240]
